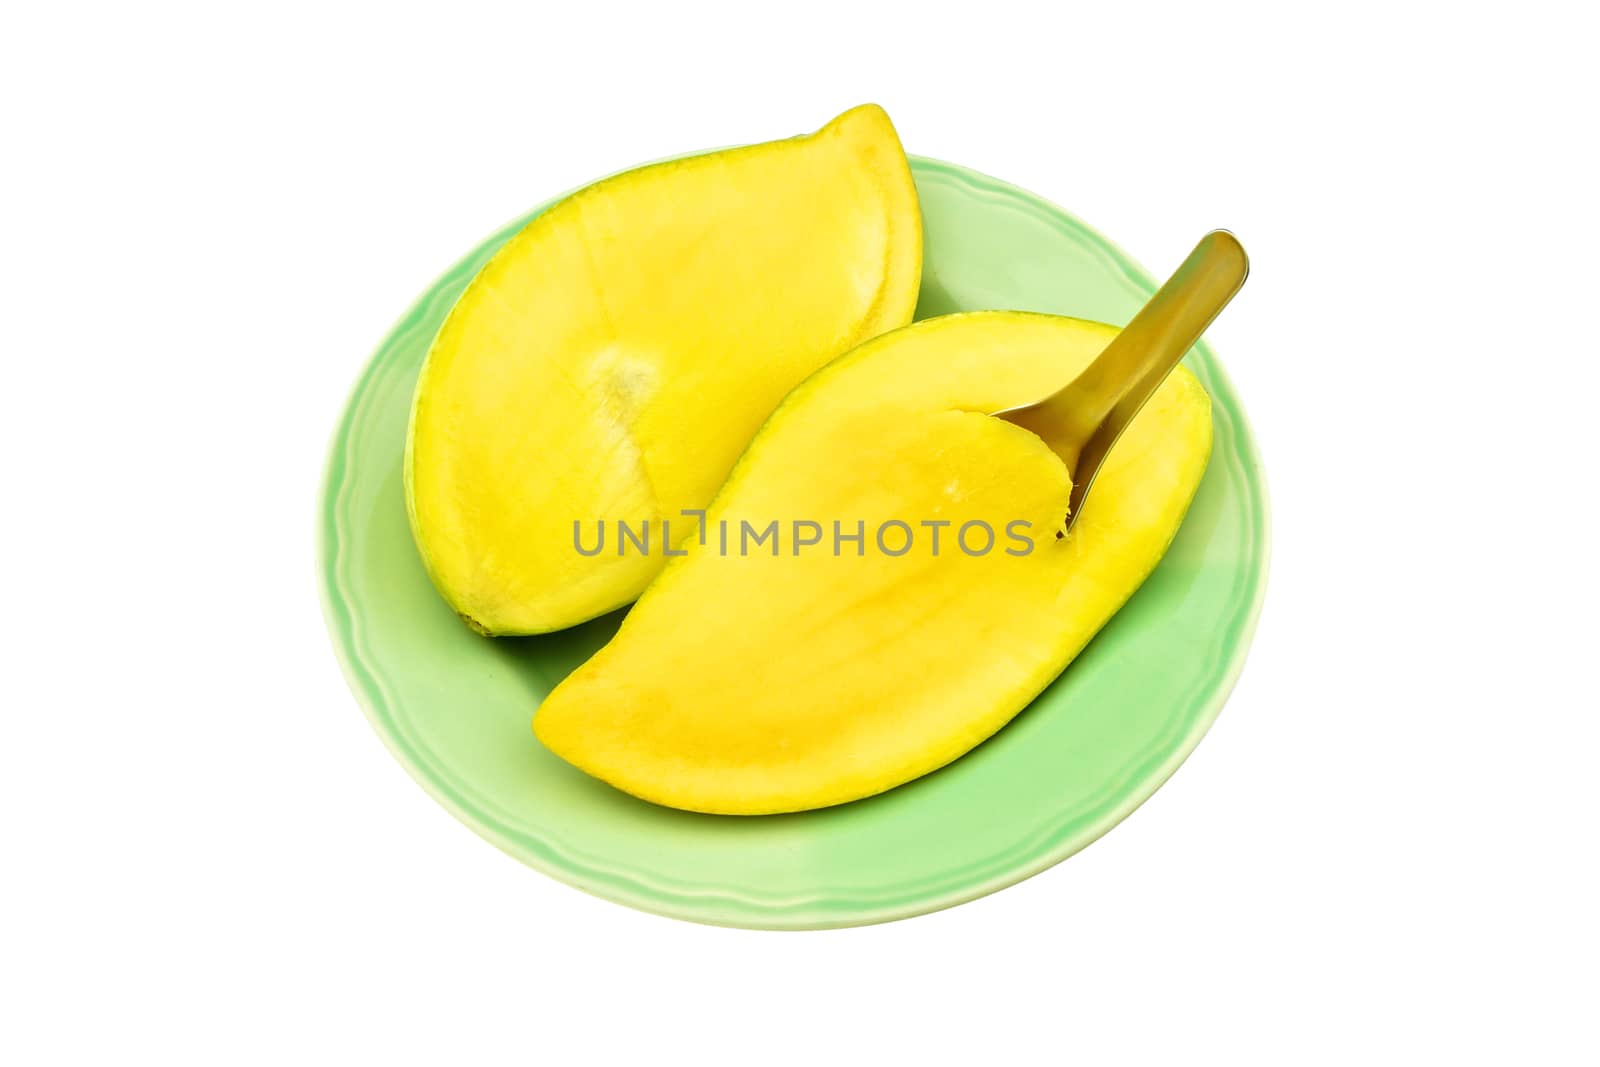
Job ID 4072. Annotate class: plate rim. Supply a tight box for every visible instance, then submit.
[317,154,1272,929]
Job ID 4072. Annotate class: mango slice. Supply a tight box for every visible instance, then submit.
[534,312,1213,814]
[406,105,921,634]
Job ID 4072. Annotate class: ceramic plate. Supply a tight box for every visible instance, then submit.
[318,156,1270,929]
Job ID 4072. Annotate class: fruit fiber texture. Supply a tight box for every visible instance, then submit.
[406,104,921,635]
[535,312,1214,814]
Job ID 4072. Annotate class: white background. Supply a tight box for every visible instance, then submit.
[3,2,1596,1063]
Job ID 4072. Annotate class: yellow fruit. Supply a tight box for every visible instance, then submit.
[406,104,921,634]
[535,312,1213,814]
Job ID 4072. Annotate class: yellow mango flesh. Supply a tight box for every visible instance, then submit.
[406,104,921,634]
[535,312,1214,814]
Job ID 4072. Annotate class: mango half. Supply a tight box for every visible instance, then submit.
[535,312,1214,814]
[406,105,921,634]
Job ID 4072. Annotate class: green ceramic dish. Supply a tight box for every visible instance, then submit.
[318,157,1270,929]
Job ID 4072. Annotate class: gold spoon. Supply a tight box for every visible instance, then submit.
[996,230,1249,535]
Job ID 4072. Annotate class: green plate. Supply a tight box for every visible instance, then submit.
[318,157,1270,929]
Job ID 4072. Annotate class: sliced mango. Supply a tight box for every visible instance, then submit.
[534,312,1213,814]
[406,105,921,634]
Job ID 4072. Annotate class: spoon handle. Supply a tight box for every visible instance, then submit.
[1039,231,1249,474]
[994,230,1248,533]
